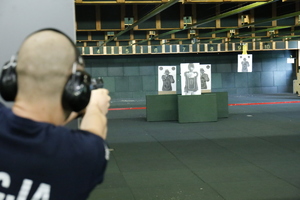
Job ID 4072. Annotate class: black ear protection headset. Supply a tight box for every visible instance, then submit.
[0,28,92,112]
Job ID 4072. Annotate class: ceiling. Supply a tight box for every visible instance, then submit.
[74,0,300,48]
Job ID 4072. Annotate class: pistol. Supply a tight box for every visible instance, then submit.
[90,77,104,90]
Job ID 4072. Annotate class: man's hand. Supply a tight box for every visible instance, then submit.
[87,89,110,115]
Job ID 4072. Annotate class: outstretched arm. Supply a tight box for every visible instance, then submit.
[80,89,111,139]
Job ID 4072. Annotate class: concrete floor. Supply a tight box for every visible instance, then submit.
[86,94,300,200]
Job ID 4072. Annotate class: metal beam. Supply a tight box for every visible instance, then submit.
[240,34,300,42]
[75,0,271,4]
[166,9,300,45]
[197,37,225,43]
[75,1,170,4]
[235,26,293,37]
[102,0,180,46]
[186,0,271,2]
[246,11,300,27]
[206,26,298,43]
[134,0,278,45]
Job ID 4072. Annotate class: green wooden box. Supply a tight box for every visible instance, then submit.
[146,94,178,122]
[206,92,229,118]
[178,94,218,123]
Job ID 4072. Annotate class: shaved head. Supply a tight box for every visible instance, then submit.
[16,30,77,104]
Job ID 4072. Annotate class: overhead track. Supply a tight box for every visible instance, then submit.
[133,0,279,46]
[204,25,299,43]
[234,26,294,37]
[187,0,271,2]
[165,9,300,45]
[101,0,180,46]
[75,0,272,4]
[239,34,300,42]
[196,33,300,44]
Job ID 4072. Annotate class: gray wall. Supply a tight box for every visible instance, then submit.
[0,0,76,106]
[0,0,76,63]
[83,50,296,101]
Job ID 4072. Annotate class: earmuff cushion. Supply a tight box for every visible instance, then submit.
[0,61,18,101]
[62,70,91,112]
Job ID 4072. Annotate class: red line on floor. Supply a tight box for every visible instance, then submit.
[228,101,300,106]
[109,107,146,111]
[108,101,300,111]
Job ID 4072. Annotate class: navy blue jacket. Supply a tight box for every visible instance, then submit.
[0,103,108,200]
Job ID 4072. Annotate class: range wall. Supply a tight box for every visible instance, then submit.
[83,50,297,101]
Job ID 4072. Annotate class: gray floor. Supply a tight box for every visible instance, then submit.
[87,94,300,200]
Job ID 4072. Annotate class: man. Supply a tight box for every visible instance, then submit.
[184,63,199,95]
[241,57,250,72]
[161,69,175,91]
[200,68,210,89]
[0,30,110,200]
